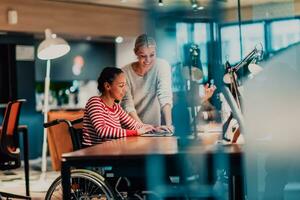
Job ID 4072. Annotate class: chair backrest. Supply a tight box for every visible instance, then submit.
[47,110,84,171]
[68,118,84,151]
[0,99,26,169]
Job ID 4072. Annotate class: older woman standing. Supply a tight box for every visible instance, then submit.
[121,34,173,132]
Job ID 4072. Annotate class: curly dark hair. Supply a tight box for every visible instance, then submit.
[97,67,124,93]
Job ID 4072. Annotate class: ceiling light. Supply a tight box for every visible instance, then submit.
[115,36,124,43]
[192,3,197,8]
[197,6,204,10]
[158,0,164,6]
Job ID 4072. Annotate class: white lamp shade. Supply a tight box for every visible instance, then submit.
[182,66,203,81]
[223,63,263,84]
[223,72,237,84]
[223,73,232,84]
[248,63,263,75]
[37,29,70,60]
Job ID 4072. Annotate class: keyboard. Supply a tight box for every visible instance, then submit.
[140,131,174,137]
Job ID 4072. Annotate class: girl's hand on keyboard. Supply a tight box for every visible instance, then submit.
[137,124,155,135]
[156,125,174,133]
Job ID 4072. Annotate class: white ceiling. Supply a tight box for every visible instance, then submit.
[49,0,296,9]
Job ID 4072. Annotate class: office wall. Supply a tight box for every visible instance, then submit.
[35,41,116,81]
[0,33,117,159]
[224,1,300,22]
[17,60,44,160]
[0,0,145,37]
[1,1,298,36]
[0,44,17,103]
[116,37,136,67]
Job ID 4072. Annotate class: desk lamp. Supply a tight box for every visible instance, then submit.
[37,29,70,174]
[221,44,263,142]
[223,44,263,107]
[182,44,203,136]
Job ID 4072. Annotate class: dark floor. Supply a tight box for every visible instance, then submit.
[0,158,59,199]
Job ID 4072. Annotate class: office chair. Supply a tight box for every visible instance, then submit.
[0,99,30,199]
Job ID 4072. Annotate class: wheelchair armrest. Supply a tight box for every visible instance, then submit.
[17,125,28,132]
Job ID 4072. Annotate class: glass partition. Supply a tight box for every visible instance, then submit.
[116,1,300,199]
[239,1,300,200]
[144,1,235,199]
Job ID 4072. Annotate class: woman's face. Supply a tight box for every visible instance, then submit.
[135,46,156,68]
[106,73,127,101]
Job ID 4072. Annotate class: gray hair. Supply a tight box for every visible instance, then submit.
[134,34,156,53]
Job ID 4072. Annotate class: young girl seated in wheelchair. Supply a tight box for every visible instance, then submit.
[82,67,154,146]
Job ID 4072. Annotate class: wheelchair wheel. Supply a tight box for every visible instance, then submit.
[45,169,117,200]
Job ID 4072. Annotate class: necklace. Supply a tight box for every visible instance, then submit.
[132,63,149,76]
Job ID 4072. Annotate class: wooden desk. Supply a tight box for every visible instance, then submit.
[61,136,243,199]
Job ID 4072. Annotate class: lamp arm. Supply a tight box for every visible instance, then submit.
[231,48,258,72]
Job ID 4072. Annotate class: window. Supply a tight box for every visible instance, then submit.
[175,22,210,86]
[194,23,210,81]
[241,23,265,58]
[270,19,300,51]
[221,23,265,64]
[221,25,241,64]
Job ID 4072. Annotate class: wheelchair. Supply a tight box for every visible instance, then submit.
[44,118,162,200]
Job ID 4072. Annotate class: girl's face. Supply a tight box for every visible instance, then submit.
[105,73,127,101]
[135,46,156,68]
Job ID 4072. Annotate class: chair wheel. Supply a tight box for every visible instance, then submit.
[45,169,116,200]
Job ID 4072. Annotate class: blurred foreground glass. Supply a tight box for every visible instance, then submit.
[242,1,300,198]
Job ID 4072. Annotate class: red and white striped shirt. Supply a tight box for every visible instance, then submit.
[83,96,144,146]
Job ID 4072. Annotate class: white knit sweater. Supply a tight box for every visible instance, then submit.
[121,58,173,126]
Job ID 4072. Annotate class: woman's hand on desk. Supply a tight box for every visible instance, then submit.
[137,124,155,135]
[156,125,174,133]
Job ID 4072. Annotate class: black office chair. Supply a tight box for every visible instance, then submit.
[0,99,30,199]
